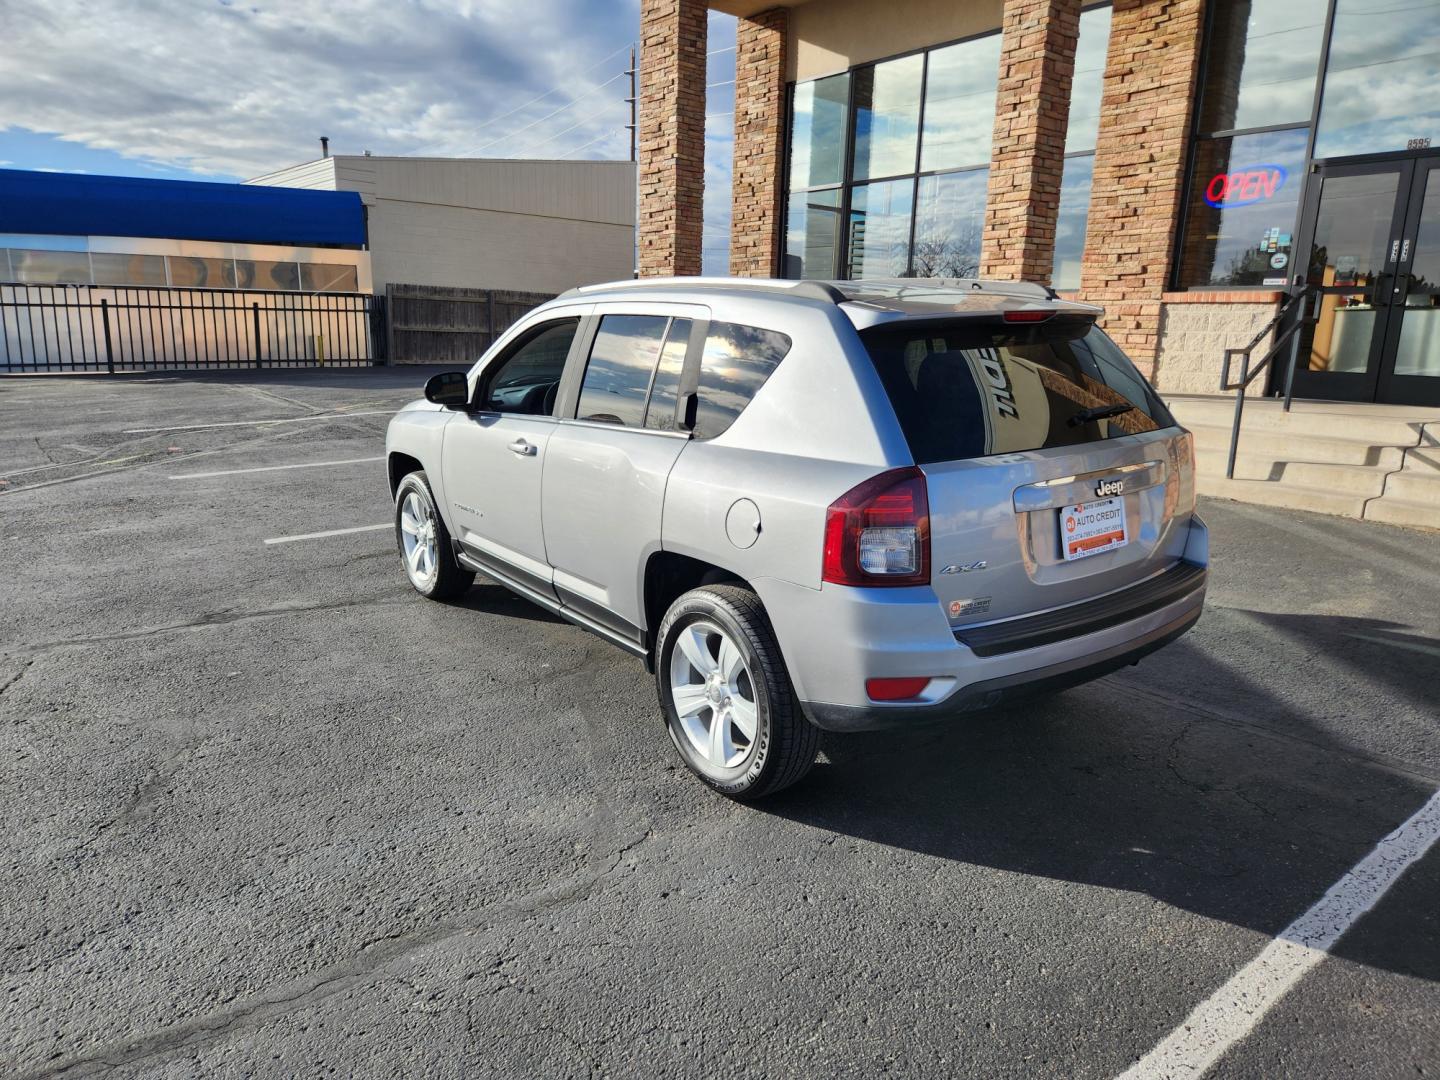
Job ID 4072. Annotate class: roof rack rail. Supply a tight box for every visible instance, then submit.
[558,276,845,304]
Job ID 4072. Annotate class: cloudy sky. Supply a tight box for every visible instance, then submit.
[0,0,738,271]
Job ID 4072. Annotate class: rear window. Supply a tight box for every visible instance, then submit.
[860,316,1175,464]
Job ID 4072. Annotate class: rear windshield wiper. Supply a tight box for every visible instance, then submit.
[1067,402,1135,428]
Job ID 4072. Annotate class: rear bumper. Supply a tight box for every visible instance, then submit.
[755,555,1207,734]
[803,600,1201,731]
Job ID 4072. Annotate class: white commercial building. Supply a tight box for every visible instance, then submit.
[247,155,636,295]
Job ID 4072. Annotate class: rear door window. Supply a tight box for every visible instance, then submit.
[577,315,670,426]
[860,317,1175,464]
[643,318,693,431]
[693,322,792,439]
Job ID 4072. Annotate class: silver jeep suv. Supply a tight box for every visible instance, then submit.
[385,278,1207,798]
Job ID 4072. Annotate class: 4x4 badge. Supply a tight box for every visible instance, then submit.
[940,561,987,574]
[1095,478,1125,497]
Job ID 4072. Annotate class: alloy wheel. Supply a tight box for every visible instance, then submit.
[668,620,759,770]
[398,489,439,586]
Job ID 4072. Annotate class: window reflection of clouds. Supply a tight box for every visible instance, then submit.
[1316,0,1440,157]
[920,35,1001,172]
[578,315,668,427]
[695,323,791,439]
[1199,0,1326,133]
[1064,6,1112,154]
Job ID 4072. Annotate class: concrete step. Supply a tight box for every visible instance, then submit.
[1364,497,1440,529]
[1383,469,1440,507]
[1196,475,1369,518]
[1188,424,1409,469]
[1168,395,1438,445]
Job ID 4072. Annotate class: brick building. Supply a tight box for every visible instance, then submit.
[638,0,1440,422]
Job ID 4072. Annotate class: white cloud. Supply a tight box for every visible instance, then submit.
[0,0,642,177]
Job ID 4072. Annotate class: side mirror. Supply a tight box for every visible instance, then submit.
[424,371,470,409]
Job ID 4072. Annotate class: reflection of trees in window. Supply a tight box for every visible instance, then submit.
[910,218,982,279]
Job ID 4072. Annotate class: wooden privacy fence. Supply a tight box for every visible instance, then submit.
[384,284,556,366]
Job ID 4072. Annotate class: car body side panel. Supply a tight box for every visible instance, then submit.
[384,401,456,527]
[542,422,688,637]
[661,445,890,594]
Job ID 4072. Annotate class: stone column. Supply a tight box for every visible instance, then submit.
[980,0,1082,284]
[1078,0,1207,372]
[730,8,790,277]
[638,0,708,277]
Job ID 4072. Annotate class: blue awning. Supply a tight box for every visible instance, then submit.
[0,167,366,247]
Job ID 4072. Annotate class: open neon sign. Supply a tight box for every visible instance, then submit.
[1205,164,1288,208]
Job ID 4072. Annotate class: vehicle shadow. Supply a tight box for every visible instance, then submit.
[762,611,1440,983]
[448,580,566,624]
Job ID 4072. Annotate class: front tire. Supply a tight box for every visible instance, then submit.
[394,471,474,601]
[655,584,819,799]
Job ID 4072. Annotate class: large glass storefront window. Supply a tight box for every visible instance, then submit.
[1176,0,1327,289]
[1314,0,1440,159]
[1179,128,1308,288]
[1052,4,1112,290]
[1195,1,1326,135]
[784,32,1000,280]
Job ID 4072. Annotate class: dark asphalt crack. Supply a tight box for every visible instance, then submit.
[16,826,660,1080]
[5,594,413,659]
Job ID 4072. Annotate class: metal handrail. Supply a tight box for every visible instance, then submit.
[1219,286,1321,479]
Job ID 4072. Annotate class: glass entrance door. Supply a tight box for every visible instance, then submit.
[1293,157,1440,405]
[1379,161,1440,404]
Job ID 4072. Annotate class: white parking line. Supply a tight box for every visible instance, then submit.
[263,523,390,545]
[124,411,392,434]
[170,456,383,480]
[1117,786,1440,1080]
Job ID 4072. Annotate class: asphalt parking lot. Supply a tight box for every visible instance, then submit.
[2,367,1438,1079]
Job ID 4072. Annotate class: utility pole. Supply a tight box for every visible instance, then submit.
[625,46,638,163]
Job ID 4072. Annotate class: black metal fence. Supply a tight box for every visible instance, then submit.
[1,283,383,373]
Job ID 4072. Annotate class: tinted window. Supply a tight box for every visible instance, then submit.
[1197,0,1325,135]
[481,319,578,414]
[788,73,850,190]
[644,318,692,431]
[91,252,167,287]
[168,256,237,289]
[1316,0,1440,158]
[577,315,669,427]
[10,249,91,285]
[861,319,1173,464]
[851,54,923,182]
[919,33,1001,172]
[299,263,358,292]
[693,322,792,440]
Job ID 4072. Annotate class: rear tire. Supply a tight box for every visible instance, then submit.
[655,584,819,799]
[394,471,474,601]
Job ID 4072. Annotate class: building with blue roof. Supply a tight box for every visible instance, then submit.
[0,166,372,293]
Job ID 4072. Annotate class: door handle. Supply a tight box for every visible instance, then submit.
[507,438,537,457]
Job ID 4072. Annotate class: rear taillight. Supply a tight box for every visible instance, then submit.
[1002,309,1053,323]
[822,467,930,587]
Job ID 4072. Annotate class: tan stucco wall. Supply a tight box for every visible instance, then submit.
[248,156,636,294]
[788,0,1003,80]
[1152,297,1282,397]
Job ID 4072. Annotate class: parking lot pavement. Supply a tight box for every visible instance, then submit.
[2,370,1438,1079]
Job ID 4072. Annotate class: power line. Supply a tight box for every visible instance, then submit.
[513,99,622,157]
[411,40,635,156]
[459,71,627,157]
[557,129,622,160]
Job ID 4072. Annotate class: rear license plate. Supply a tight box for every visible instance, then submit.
[1060,497,1128,561]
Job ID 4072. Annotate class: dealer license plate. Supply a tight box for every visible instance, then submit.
[1060,497,1128,561]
